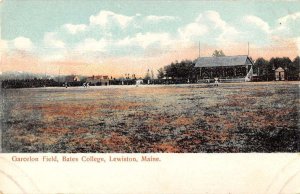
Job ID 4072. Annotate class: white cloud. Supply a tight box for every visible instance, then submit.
[36,10,300,62]
[13,36,34,51]
[178,22,208,41]
[278,12,300,25]
[146,15,177,22]
[244,15,271,33]
[201,11,240,43]
[117,32,173,49]
[89,10,134,28]
[64,23,87,34]
[275,12,300,37]
[75,38,107,53]
[44,32,65,49]
[178,11,239,44]
[240,13,300,46]
[196,11,228,31]
[217,26,240,43]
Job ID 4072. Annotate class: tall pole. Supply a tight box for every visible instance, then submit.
[198,41,201,81]
[199,41,201,58]
[44,65,47,79]
[248,42,249,56]
[58,67,61,84]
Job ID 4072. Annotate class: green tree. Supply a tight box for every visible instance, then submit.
[164,62,177,79]
[157,68,165,79]
[164,60,197,80]
[269,57,291,70]
[254,57,269,80]
[212,50,225,57]
[269,57,292,80]
[289,56,300,80]
[144,69,151,80]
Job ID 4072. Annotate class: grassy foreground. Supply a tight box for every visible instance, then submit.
[1,81,299,152]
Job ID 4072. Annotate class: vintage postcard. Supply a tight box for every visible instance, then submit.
[0,0,299,193]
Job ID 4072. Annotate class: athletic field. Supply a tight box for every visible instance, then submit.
[1,82,299,152]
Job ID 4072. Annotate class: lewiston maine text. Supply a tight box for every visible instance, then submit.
[11,155,161,163]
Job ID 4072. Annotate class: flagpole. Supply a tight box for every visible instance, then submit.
[199,41,201,58]
[248,42,249,56]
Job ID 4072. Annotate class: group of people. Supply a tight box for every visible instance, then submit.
[205,78,219,86]
[82,82,90,88]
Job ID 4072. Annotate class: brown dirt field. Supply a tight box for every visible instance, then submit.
[1,81,299,152]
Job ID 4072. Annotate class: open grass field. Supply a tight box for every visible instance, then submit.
[1,81,299,153]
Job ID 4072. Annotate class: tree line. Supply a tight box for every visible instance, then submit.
[155,53,299,81]
[253,56,299,81]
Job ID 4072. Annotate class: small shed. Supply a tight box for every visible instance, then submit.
[135,79,143,86]
[275,67,285,81]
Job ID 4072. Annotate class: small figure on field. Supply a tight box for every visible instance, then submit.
[214,78,219,87]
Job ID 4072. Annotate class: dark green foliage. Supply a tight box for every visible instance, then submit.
[254,57,269,80]
[289,56,300,80]
[163,60,198,80]
[252,56,299,81]
[157,68,165,79]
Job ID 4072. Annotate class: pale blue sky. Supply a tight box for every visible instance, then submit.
[1,0,299,75]
[2,1,299,41]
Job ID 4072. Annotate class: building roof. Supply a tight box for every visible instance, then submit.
[65,75,80,82]
[87,75,109,80]
[195,55,254,68]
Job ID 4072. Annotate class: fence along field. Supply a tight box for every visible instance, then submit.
[1,82,299,153]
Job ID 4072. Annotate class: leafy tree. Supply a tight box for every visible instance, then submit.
[212,50,225,57]
[289,56,300,80]
[144,69,151,80]
[151,69,154,79]
[269,57,292,80]
[164,62,176,79]
[157,68,165,79]
[269,57,291,70]
[254,57,269,80]
[163,60,197,80]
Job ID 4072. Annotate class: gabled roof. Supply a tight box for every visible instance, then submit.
[195,55,254,68]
